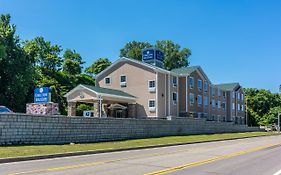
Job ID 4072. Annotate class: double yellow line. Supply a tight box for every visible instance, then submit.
[144,141,281,175]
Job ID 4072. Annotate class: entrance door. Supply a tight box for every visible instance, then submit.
[116,110,123,118]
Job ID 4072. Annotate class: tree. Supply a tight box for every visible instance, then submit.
[85,58,112,76]
[155,40,191,70]
[120,41,153,61]
[62,49,84,75]
[245,88,281,126]
[23,37,62,72]
[119,40,191,70]
[0,14,34,112]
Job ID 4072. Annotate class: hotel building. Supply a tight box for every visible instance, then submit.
[65,49,246,125]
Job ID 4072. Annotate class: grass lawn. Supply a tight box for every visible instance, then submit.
[0,131,277,158]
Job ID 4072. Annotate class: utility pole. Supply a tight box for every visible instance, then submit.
[278,112,280,132]
[278,84,281,132]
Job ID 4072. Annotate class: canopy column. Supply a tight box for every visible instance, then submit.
[67,102,76,116]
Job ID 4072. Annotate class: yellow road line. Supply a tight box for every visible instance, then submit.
[144,141,281,175]
[7,147,210,175]
[6,139,267,175]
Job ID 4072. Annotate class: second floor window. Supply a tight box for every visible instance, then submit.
[189,77,194,89]
[218,100,221,109]
[148,80,156,92]
[237,104,240,111]
[172,76,177,87]
[232,103,235,110]
[105,77,111,85]
[198,79,202,91]
[218,88,221,97]
[120,75,126,87]
[212,87,215,96]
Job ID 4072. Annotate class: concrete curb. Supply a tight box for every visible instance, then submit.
[0,134,279,164]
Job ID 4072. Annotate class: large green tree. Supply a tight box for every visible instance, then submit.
[62,49,84,75]
[0,14,34,112]
[119,40,191,70]
[85,58,112,76]
[245,88,281,126]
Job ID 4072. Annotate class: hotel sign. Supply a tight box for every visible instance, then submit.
[34,87,50,103]
[142,49,154,60]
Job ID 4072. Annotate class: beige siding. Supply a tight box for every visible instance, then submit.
[97,61,157,118]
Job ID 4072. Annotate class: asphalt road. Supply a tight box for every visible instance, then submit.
[1,135,281,175]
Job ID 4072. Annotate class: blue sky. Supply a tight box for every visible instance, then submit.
[1,0,281,92]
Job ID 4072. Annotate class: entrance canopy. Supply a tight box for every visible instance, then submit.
[64,84,136,104]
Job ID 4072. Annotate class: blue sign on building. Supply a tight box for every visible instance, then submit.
[34,87,50,103]
[155,50,164,61]
[142,49,154,60]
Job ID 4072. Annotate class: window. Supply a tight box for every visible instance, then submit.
[241,105,244,111]
[204,81,208,92]
[148,80,156,92]
[148,100,156,112]
[218,88,221,97]
[204,96,208,106]
[198,95,202,106]
[232,103,235,110]
[120,75,126,87]
[237,93,240,100]
[223,91,226,98]
[212,99,215,108]
[198,79,202,91]
[237,104,240,111]
[189,77,194,89]
[172,76,177,87]
[105,77,111,85]
[212,87,215,96]
[218,100,221,109]
[189,93,194,105]
[172,92,177,104]
[222,102,226,110]
[241,94,244,101]
[232,92,235,99]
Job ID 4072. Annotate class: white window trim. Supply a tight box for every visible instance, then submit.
[204,81,208,92]
[148,80,156,93]
[148,99,156,112]
[104,76,111,85]
[189,77,194,89]
[218,100,221,109]
[120,74,126,87]
[198,79,202,91]
[204,96,208,107]
[212,87,215,97]
[197,95,202,106]
[172,92,178,105]
[189,93,194,105]
[172,76,177,87]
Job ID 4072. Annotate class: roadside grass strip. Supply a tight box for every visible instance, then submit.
[0,131,276,159]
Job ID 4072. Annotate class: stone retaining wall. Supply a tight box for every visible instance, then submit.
[0,113,260,145]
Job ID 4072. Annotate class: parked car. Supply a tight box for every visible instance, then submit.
[0,106,13,113]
